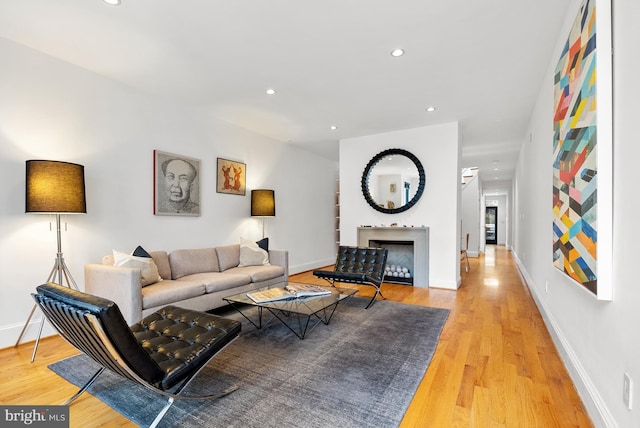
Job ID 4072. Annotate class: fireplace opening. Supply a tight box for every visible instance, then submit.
[369,239,414,285]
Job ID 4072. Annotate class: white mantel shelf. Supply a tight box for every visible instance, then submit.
[357,227,429,288]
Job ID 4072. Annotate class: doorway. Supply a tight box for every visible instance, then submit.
[485,206,497,245]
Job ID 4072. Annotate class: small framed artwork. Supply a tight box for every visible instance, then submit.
[389,183,396,193]
[216,158,246,195]
[154,150,201,216]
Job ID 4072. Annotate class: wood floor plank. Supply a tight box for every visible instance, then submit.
[0,246,592,427]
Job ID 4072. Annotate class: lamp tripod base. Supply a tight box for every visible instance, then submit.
[15,252,79,362]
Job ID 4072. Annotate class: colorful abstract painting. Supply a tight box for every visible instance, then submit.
[553,0,611,299]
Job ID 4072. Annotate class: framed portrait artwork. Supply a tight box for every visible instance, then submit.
[216,158,246,196]
[153,150,201,216]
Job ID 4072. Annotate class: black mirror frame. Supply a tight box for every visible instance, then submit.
[361,148,426,214]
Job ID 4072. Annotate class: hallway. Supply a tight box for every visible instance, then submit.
[395,245,593,427]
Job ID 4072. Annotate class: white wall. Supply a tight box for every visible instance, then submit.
[339,123,461,289]
[513,1,640,426]
[461,175,480,257]
[0,38,338,348]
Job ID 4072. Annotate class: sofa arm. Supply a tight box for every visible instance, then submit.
[84,264,143,325]
[269,249,289,279]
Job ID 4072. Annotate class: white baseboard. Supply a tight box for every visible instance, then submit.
[289,258,335,275]
[511,251,617,428]
[0,317,57,351]
[428,280,458,290]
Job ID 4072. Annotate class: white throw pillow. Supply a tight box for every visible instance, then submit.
[238,237,270,267]
[113,250,161,287]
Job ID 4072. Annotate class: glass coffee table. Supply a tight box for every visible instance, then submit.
[223,282,357,339]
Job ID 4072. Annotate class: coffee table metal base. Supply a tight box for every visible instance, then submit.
[223,283,356,339]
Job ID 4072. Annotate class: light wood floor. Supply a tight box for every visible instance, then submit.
[0,246,592,427]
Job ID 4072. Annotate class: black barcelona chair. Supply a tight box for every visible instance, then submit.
[313,246,388,309]
[32,282,241,428]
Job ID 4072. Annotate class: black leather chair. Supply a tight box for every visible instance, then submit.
[313,246,388,309]
[32,282,241,428]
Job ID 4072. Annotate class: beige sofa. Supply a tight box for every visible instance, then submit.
[85,244,288,325]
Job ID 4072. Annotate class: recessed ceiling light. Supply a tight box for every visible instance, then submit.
[265,88,276,95]
[426,106,436,112]
[330,125,338,130]
[103,0,121,5]
[390,49,405,57]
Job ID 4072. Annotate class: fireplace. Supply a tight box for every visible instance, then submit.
[357,227,429,287]
[368,240,414,285]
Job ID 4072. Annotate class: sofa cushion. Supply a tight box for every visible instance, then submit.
[112,250,161,287]
[216,244,240,272]
[225,265,285,283]
[132,245,152,258]
[239,237,270,267]
[179,272,252,294]
[141,279,206,309]
[256,237,269,252]
[169,248,219,279]
[149,251,171,280]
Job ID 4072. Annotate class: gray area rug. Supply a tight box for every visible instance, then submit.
[48,297,449,428]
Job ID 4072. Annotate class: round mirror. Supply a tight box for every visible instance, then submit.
[361,148,426,214]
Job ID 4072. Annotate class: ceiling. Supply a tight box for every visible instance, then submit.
[0,0,571,184]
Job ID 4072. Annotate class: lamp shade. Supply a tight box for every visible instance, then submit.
[26,160,86,213]
[251,189,275,217]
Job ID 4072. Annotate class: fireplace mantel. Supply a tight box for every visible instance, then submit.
[357,227,429,288]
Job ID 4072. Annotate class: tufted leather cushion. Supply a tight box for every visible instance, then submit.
[34,283,241,392]
[313,246,388,309]
[130,306,241,390]
[332,246,388,284]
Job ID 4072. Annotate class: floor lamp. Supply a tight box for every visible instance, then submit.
[251,189,275,239]
[15,160,86,361]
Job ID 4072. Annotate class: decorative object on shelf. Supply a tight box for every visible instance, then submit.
[16,160,87,361]
[154,150,200,216]
[251,189,275,238]
[216,157,246,196]
[552,0,612,300]
[361,148,426,214]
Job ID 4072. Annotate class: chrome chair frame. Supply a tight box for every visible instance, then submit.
[33,283,240,428]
